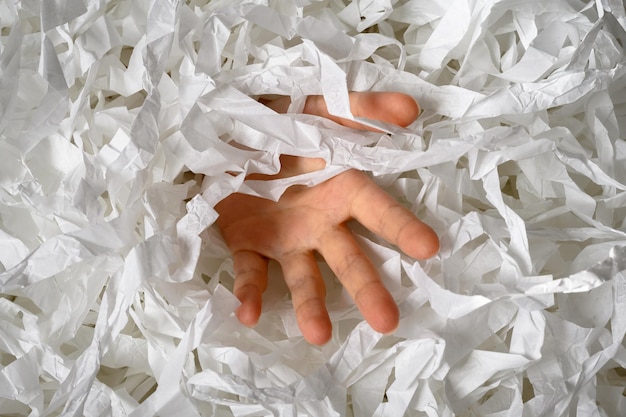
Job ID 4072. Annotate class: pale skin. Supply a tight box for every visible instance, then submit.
[215,92,439,345]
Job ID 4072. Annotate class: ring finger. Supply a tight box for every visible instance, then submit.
[279,251,332,345]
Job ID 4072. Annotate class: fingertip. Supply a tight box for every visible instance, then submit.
[383,92,420,127]
[423,230,441,259]
[382,324,399,337]
[371,302,400,335]
[356,284,400,335]
[300,311,333,346]
[398,221,440,260]
[235,287,262,327]
[355,92,420,128]
[236,304,260,327]
[304,321,332,346]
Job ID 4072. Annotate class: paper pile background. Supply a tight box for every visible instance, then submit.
[1,0,625,416]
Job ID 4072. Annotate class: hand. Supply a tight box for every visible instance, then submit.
[215,92,439,345]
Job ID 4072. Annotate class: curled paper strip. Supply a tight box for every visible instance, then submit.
[1,0,626,416]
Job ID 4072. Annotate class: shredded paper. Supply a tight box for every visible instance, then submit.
[1,0,626,416]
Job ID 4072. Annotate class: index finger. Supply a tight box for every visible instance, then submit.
[350,176,439,260]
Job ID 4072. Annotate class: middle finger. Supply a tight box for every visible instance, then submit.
[316,226,400,335]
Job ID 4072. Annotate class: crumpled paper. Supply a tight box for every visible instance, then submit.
[1,0,625,416]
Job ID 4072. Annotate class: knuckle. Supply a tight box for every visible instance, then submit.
[288,273,325,295]
[294,297,325,317]
[234,264,264,278]
[335,251,367,278]
[353,280,381,306]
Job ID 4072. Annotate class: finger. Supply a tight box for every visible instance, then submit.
[317,227,399,335]
[232,250,269,327]
[350,176,439,260]
[353,92,420,127]
[279,251,332,345]
[303,92,420,131]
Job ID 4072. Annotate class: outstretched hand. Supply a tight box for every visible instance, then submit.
[215,92,439,345]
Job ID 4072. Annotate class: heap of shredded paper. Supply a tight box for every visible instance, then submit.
[1,1,625,416]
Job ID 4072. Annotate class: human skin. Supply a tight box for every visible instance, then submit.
[215,92,439,345]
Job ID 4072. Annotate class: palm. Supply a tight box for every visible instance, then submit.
[217,173,361,257]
